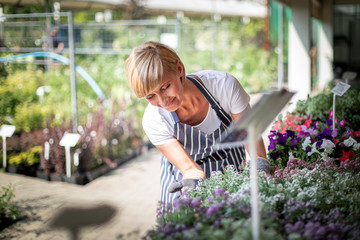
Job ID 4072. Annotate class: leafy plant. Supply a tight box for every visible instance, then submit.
[293,86,360,131]
[0,183,21,230]
[146,159,360,240]
[8,146,41,167]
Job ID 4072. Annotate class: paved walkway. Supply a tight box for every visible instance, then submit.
[0,148,162,240]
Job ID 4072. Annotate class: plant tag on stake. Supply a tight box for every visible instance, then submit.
[0,124,16,169]
[331,81,351,96]
[60,133,80,178]
[331,82,351,129]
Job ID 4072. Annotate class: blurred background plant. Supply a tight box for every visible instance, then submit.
[0,10,277,180]
[0,183,22,230]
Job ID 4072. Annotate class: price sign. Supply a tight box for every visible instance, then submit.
[331,82,351,96]
[60,133,80,147]
[60,132,80,178]
[1,124,16,169]
[0,125,16,138]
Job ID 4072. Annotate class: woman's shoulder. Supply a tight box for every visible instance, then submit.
[191,70,238,86]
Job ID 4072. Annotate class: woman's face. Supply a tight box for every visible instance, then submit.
[145,69,184,112]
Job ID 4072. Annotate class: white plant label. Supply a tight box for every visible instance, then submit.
[331,82,351,96]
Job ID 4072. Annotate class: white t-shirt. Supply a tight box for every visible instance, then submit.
[142,70,250,146]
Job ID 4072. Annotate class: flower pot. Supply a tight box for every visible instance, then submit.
[7,165,37,176]
[85,164,110,182]
[36,169,51,181]
[50,173,64,182]
[63,173,87,185]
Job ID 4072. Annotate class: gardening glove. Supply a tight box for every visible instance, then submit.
[257,157,271,174]
[168,178,203,194]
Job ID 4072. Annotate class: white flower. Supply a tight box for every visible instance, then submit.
[289,152,294,161]
[320,139,335,154]
[307,142,318,156]
[354,143,360,151]
[321,152,331,161]
[344,137,357,147]
[302,136,312,151]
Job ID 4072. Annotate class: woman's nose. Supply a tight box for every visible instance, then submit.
[157,93,167,107]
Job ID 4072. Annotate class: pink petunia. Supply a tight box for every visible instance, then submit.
[273,120,282,131]
[329,109,333,118]
[304,119,312,128]
[339,119,345,127]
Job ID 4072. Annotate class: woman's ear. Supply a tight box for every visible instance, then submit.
[177,60,184,75]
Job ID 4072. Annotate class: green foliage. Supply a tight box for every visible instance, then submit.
[293,86,360,130]
[8,146,41,167]
[0,183,21,225]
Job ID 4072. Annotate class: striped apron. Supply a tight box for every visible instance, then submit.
[160,76,247,207]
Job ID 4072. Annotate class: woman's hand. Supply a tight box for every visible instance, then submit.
[156,139,205,193]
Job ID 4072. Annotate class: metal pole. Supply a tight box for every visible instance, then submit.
[249,125,260,240]
[176,11,183,55]
[65,146,72,178]
[277,3,284,90]
[67,11,78,132]
[332,94,336,130]
[2,136,6,169]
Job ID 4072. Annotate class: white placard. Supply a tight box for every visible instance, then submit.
[331,82,351,96]
[44,141,50,160]
[60,133,80,147]
[160,33,178,49]
[0,125,16,138]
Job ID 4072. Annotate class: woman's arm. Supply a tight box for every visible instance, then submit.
[156,139,206,179]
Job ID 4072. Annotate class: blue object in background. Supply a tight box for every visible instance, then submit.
[0,52,106,100]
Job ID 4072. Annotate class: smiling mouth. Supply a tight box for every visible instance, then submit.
[165,98,175,108]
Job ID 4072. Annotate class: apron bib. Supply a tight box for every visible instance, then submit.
[160,76,246,207]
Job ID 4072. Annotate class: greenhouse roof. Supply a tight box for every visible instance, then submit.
[0,0,266,18]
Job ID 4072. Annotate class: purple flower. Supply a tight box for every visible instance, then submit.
[190,197,202,209]
[313,121,319,130]
[326,119,333,127]
[214,188,226,196]
[331,128,338,138]
[286,130,295,139]
[270,152,281,159]
[206,202,223,217]
[242,189,250,195]
[291,137,302,149]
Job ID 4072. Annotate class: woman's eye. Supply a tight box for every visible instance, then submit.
[146,95,155,100]
[161,84,170,91]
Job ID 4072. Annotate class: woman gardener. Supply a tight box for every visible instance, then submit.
[125,41,270,207]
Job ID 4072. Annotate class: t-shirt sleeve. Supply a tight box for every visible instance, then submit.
[224,72,250,114]
[142,105,174,146]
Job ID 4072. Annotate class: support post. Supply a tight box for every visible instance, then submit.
[249,125,260,240]
[68,11,78,133]
[2,136,6,169]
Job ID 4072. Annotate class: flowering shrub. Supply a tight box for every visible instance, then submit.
[8,146,41,167]
[268,111,360,168]
[145,161,360,240]
[145,108,360,240]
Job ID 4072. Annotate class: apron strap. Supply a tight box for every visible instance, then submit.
[186,75,232,126]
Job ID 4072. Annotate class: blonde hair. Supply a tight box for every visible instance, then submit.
[125,41,185,99]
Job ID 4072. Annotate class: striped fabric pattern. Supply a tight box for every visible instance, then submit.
[160,76,246,207]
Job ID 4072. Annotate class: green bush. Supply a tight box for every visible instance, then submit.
[293,86,360,131]
[0,183,21,228]
[8,146,41,167]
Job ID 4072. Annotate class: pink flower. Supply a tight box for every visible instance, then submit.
[304,119,312,128]
[329,109,333,118]
[293,125,302,132]
[273,120,282,131]
[339,119,346,127]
